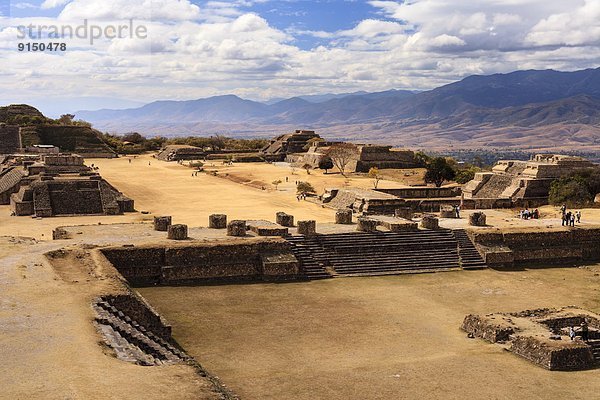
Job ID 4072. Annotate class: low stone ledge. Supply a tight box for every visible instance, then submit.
[276,212,295,227]
[335,209,353,224]
[227,220,247,237]
[469,212,487,226]
[357,217,378,232]
[420,215,439,230]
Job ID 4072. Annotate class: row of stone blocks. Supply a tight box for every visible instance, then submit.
[154,216,189,240]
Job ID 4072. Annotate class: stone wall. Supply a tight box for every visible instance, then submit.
[377,187,461,199]
[101,239,300,286]
[471,227,600,268]
[510,336,594,371]
[461,314,515,343]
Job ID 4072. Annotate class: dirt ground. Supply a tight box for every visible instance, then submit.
[0,237,220,400]
[140,266,600,400]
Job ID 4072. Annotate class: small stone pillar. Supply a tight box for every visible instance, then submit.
[168,224,188,240]
[276,212,294,227]
[227,220,247,237]
[357,217,378,232]
[420,215,439,230]
[154,216,172,232]
[394,207,413,220]
[440,205,456,218]
[209,214,227,229]
[335,209,353,224]
[469,212,487,226]
[297,220,316,236]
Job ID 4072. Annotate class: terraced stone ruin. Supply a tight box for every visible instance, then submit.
[462,307,600,370]
[463,154,595,207]
[0,153,134,216]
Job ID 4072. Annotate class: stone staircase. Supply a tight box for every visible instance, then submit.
[473,174,514,199]
[453,229,487,270]
[587,340,600,365]
[287,229,487,278]
[94,298,188,366]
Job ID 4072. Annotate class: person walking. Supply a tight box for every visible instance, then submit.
[581,321,589,341]
[569,326,576,340]
[455,205,461,219]
[570,213,576,227]
[576,211,581,223]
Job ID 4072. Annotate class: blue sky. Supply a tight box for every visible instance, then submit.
[0,0,598,115]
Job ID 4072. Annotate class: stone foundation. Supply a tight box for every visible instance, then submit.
[440,205,457,218]
[154,216,172,232]
[297,220,316,236]
[420,215,439,230]
[167,224,188,240]
[357,217,378,232]
[394,207,413,220]
[276,212,294,227]
[209,214,227,229]
[469,212,487,226]
[227,220,247,237]
[335,209,353,224]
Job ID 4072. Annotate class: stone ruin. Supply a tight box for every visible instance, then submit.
[261,130,320,161]
[1,153,134,217]
[156,145,206,162]
[0,124,22,154]
[462,306,600,370]
[463,154,595,208]
[292,143,420,173]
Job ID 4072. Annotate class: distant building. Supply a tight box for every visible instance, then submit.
[156,145,207,161]
[261,130,320,160]
[463,154,595,207]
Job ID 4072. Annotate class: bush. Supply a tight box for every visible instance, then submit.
[296,181,316,194]
[549,177,593,206]
[455,167,480,184]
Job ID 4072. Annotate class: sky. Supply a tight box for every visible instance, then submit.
[0,0,599,115]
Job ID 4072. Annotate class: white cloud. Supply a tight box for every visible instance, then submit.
[40,0,71,10]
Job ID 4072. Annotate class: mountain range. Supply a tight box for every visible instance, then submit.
[75,68,600,150]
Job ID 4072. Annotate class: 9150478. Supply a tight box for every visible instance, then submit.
[17,42,67,52]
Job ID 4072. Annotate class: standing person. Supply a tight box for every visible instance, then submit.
[569,326,576,341]
[561,204,567,217]
[455,205,461,219]
[533,209,539,219]
[581,321,589,341]
[570,213,576,227]
[576,211,581,223]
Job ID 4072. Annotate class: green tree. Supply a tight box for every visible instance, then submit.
[454,167,480,184]
[318,157,334,174]
[549,177,592,206]
[272,179,283,190]
[302,163,312,175]
[424,157,456,187]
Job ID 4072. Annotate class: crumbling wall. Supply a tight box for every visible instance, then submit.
[461,314,515,342]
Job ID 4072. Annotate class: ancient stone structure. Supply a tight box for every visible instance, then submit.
[440,205,457,218]
[0,124,22,154]
[357,217,378,232]
[297,220,316,236]
[394,207,413,220]
[261,130,320,160]
[335,209,353,224]
[101,239,299,285]
[227,220,247,237]
[463,154,595,208]
[470,226,600,268]
[324,188,408,215]
[276,212,294,227]
[462,307,600,370]
[154,216,172,231]
[420,215,439,230]
[367,215,418,232]
[247,220,289,237]
[209,214,227,229]
[2,153,133,217]
[168,224,188,240]
[10,175,134,217]
[469,212,487,226]
[156,145,206,162]
[293,143,420,173]
[286,228,486,279]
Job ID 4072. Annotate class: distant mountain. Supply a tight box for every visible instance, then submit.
[74,68,600,149]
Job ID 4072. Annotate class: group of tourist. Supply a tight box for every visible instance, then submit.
[560,204,581,226]
[568,320,590,341]
[518,209,540,219]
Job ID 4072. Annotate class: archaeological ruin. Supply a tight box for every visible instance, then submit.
[261,129,321,160]
[156,145,207,161]
[462,306,600,370]
[463,154,595,208]
[0,153,134,217]
[0,124,22,154]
